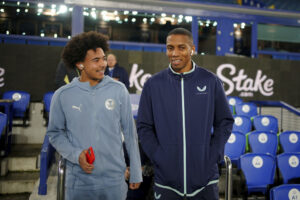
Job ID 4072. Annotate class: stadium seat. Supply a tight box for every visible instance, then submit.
[270,184,300,200]
[232,115,252,134]
[3,38,26,44]
[129,94,140,119]
[43,92,54,125]
[27,39,48,45]
[0,112,7,155]
[227,96,243,106]
[2,90,30,126]
[253,115,278,133]
[235,102,258,118]
[143,46,163,52]
[227,96,243,114]
[0,112,7,140]
[279,131,300,153]
[277,153,300,184]
[248,131,278,156]
[240,153,276,195]
[224,131,246,167]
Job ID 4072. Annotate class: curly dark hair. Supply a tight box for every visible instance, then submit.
[62,31,109,69]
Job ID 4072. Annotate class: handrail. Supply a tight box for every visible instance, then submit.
[38,135,55,195]
[224,155,232,200]
[251,100,300,116]
[57,156,66,200]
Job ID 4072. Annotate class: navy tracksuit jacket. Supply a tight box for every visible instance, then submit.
[137,63,234,198]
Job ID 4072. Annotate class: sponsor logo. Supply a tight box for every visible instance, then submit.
[72,104,82,112]
[197,85,207,92]
[216,64,274,97]
[0,67,4,87]
[154,192,161,199]
[129,64,152,92]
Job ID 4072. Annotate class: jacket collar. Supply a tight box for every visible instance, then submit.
[168,61,196,79]
[72,76,109,91]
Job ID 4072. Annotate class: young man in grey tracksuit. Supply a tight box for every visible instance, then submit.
[47,31,142,200]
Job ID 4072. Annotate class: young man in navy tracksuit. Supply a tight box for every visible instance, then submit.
[137,28,234,199]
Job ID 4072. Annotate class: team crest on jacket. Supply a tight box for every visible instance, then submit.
[105,99,115,110]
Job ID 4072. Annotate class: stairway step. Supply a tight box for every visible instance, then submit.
[3,144,42,172]
[8,156,38,172]
[10,144,41,157]
[0,171,39,194]
[0,193,30,200]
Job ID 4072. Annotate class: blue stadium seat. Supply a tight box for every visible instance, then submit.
[3,91,30,126]
[270,184,300,200]
[0,112,7,140]
[277,153,300,184]
[109,43,124,50]
[3,38,26,44]
[253,115,278,133]
[227,96,243,106]
[143,46,163,52]
[227,96,243,114]
[27,39,48,45]
[240,153,276,195]
[232,115,252,134]
[279,131,300,153]
[235,102,258,118]
[248,131,278,156]
[224,131,246,167]
[43,92,54,125]
[49,41,67,46]
[0,112,8,155]
[129,94,140,119]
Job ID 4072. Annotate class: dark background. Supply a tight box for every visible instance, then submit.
[0,43,299,106]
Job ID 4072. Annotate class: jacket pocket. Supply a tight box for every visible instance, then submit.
[153,144,181,188]
[189,144,216,191]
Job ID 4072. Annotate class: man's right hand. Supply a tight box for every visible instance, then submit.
[79,150,94,174]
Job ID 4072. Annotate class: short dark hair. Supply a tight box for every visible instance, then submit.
[167,28,193,43]
[62,31,109,69]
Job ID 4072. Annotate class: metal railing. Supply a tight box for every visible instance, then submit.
[57,156,66,200]
[224,155,232,200]
[251,100,300,132]
[56,155,232,200]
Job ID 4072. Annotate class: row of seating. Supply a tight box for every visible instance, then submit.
[270,184,300,200]
[233,114,278,134]
[239,152,300,198]
[227,96,266,120]
[0,91,140,126]
[226,130,300,166]
[226,96,300,199]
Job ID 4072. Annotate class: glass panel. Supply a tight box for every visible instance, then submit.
[197,19,217,55]
[234,22,251,56]
[0,1,72,38]
[84,9,191,43]
[258,24,300,53]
